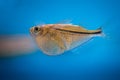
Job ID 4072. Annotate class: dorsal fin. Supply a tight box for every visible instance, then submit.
[56,19,72,24]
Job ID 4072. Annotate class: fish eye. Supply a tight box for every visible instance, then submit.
[35,27,39,31]
[34,27,40,33]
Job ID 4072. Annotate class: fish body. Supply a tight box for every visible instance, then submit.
[30,24,102,55]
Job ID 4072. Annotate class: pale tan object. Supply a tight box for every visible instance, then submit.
[30,24,102,55]
[0,34,36,57]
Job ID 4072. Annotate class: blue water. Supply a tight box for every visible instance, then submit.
[0,0,120,80]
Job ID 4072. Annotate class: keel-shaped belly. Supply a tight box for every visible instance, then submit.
[36,34,66,55]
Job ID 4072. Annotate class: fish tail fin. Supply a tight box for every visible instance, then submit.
[97,27,102,32]
[96,27,105,37]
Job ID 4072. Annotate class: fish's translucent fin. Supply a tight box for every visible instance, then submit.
[56,19,72,24]
[67,35,93,50]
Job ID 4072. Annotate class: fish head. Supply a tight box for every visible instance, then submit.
[30,26,42,37]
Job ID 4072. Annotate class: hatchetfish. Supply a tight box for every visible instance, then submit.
[30,23,103,55]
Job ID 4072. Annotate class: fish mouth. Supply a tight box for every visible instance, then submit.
[30,28,33,34]
[30,27,35,37]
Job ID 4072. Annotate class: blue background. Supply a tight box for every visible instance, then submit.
[0,0,120,80]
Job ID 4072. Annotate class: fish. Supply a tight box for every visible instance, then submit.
[30,24,103,55]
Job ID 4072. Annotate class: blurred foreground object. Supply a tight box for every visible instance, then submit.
[0,34,36,57]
